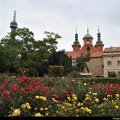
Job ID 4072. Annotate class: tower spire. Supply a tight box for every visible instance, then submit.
[98,26,100,33]
[87,25,89,34]
[97,26,101,41]
[72,27,81,51]
[10,10,18,32]
[75,26,77,34]
[13,11,16,22]
[74,26,79,45]
[96,26,103,45]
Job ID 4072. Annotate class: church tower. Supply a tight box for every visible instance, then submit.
[72,27,81,51]
[83,27,93,54]
[10,11,18,32]
[95,26,104,51]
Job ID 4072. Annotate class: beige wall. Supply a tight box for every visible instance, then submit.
[86,57,104,77]
[72,57,104,77]
[103,52,120,77]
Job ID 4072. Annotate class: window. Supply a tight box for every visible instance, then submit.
[117,61,120,66]
[107,61,111,66]
[86,47,90,53]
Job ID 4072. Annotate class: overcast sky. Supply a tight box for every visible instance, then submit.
[0,0,120,51]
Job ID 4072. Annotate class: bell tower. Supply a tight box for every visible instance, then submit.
[72,27,81,51]
[95,26,104,51]
[83,27,93,54]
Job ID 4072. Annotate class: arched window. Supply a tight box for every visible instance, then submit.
[87,47,90,53]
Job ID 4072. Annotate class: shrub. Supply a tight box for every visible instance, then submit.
[108,72,117,77]
[67,71,80,78]
[1,75,120,117]
[48,65,64,77]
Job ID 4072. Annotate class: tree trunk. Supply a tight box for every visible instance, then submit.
[84,62,89,73]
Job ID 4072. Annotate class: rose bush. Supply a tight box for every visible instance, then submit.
[0,75,120,116]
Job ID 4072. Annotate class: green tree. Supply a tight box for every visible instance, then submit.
[48,50,72,76]
[76,53,91,73]
[32,31,61,76]
[0,44,7,72]
[0,27,36,73]
[0,28,61,76]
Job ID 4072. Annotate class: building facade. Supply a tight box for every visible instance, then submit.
[65,28,120,77]
[103,47,120,77]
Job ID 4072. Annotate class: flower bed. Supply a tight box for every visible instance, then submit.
[0,75,120,117]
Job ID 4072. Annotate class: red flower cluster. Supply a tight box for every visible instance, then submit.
[17,76,30,83]
[114,84,120,89]
[2,90,11,102]
[89,83,120,94]
[61,89,70,97]
[10,84,19,92]
[3,80,8,87]
[52,94,61,99]
[0,76,55,103]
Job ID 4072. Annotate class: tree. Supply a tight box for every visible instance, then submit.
[32,31,61,76]
[0,28,61,76]
[47,50,72,76]
[0,27,61,76]
[76,53,91,73]
[0,27,36,73]
[0,44,7,72]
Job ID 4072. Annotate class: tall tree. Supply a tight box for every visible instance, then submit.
[35,32,61,76]
[0,28,61,76]
[0,27,36,73]
[76,53,91,73]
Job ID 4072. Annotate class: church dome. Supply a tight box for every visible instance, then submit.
[83,27,93,39]
[83,33,93,38]
[73,40,80,45]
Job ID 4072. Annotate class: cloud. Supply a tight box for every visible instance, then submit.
[0,0,120,51]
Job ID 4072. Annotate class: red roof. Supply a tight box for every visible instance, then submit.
[104,47,120,53]
[65,46,103,59]
[65,51,80,59]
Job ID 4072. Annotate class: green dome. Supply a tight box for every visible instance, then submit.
[83,33,93,38]
[73,40,80,45]
[96,40,103,44]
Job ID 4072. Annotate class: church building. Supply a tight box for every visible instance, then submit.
[65,27,104,77]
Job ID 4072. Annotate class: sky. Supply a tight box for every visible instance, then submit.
[0,0,120,51]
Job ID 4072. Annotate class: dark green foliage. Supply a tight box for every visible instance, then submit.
[48,65,64,77]
[0,45,7,72]
[76,53,91,73]
[67,70,80,78]
[108,71,117,77]
[0,28,61,76]
[48,50,72,76]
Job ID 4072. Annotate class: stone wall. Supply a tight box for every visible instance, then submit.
[86,57,104,77]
